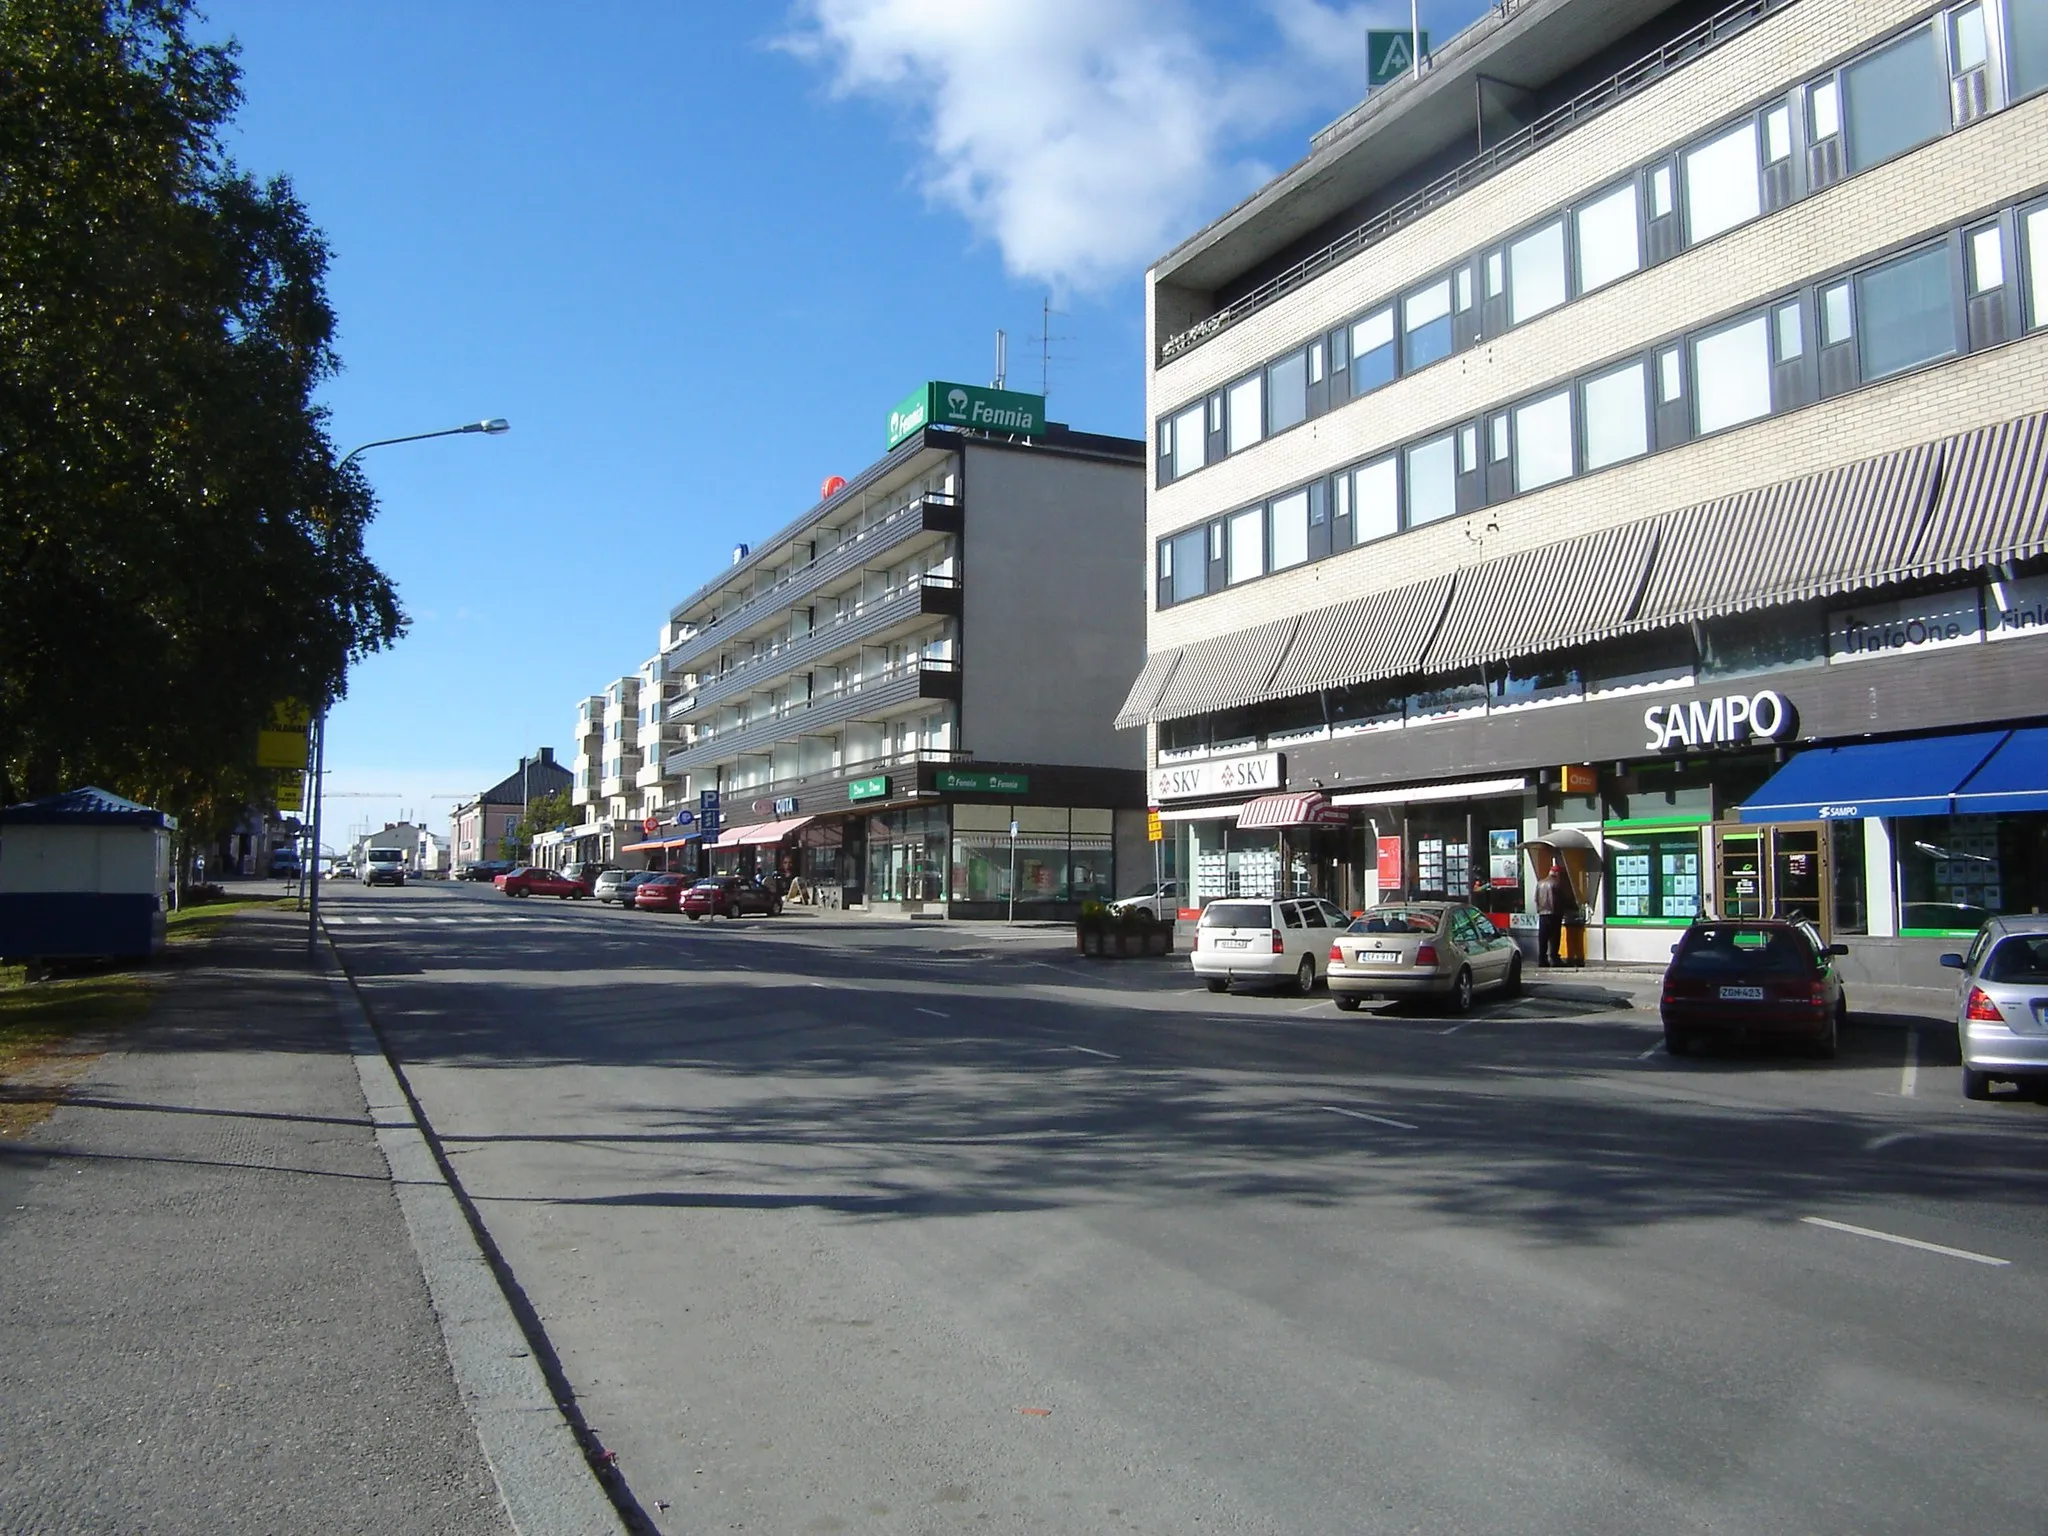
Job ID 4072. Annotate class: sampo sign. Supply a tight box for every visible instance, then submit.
[1643,689,1792,753]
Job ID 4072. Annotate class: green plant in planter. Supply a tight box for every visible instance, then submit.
[1077,900,1112,933]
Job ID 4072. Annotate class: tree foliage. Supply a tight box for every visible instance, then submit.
[0,0,403,837]
[506,788,575,860]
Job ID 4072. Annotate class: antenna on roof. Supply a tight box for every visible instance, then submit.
[1034,293,1070,401]
[992,329,1007,390]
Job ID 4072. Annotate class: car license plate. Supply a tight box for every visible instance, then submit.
[1718,985,1765,1001]
[1351,951,1399,964]
[1216,938,1249,949]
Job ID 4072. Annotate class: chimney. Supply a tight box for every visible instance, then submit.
[538,746,555,765]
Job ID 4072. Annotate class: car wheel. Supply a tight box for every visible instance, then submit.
[1812,1000,1842,1061]
[1204,977,1229,994]
[1294,954,1317,995]
[687,912,700,922]
[1334,994,1362,1012]
[1446,966,1474,1015]
[1502,952,1523,998]
[1664,1027,1691,1057]
[1962,1066,1993,1101]
[768,899,782,917]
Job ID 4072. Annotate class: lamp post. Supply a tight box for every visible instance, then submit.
[306,419,509,955]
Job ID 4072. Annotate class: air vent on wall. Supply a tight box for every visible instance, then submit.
[1952,68,1990,126]
[1807,136,1844,191]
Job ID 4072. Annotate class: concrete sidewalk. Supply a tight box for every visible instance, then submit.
[0,909,572,1534]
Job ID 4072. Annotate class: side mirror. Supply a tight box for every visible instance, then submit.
[1938,952,1965,969]
[1828,943,1850,957]
[1669,944,1680,956]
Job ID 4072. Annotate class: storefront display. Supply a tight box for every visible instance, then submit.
[1896,812,2048,933]
[1604,824,1704,921]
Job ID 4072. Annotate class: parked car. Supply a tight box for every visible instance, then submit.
[268,847,302,878]
[331,860,355,881]
[458,860,511,883]
[1660,918,1847,1058]
[1326,902,1523,1013]
[1941,915,2048,1100]
[633,874,690,913]
[494,865,592,899]
[680,876,783,920]
[1110,880,1183,920]
[595,870,660,906]
[563,861,611,888]
[1190,896,1352,995]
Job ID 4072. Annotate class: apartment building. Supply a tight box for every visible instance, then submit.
[450,748,571,873]
[1123,0,2048,981]
[659,384,1148,916]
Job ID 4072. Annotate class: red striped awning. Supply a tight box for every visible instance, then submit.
[1235,792,1347,830]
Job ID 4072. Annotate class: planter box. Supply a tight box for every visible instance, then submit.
[1075,924,1175,958]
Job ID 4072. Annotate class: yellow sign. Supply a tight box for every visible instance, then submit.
[257,729,307,769]
[274,775,304,812]
[270,700,312,730]
[1147,810,1164,843]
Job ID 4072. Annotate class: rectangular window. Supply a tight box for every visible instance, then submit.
[1773,300,1804,360]
[1692,315,1773,434]
[1168,526,1207,604]
[1969,224,2005,294]
[1844,25,1946,172]
[1485,250,1505,298]
[1490,413,1510,462]
[1513,390,1574,493]
[1226,507,1264,585]
[1582,360,1649,470]
[1404,278,1454,369]
[1208,394,1223,433]
[1307,340,1325,386]
[1809,76,1841,140]
[1226,374,1264,454]
[1575,182,1640,294]
[1763,103,1793,163]
[1684,120,1761,243]
[1649,164,1675,220]
[2029,206,2048,327]
[1353,457,1399,543]
[1269,490,1310,569]
[1856,244,1958,379]
[1508,220,1568,324]
[2014,0,2048,96]
[1951,3,1989,72]
[1267,349,1308,432]
[1351,307,1396,394]
[1455,266,1475,312]
[1330,325,1350,372]
[1171,402,1205,477]
[1405,434,1458,526]
[1822,281,1854,345]
[1657,346,1683,403]
[1458,423,1478,475]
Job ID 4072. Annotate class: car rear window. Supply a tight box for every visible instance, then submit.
[1350,908,1441,935]
[1982,935,2048,983]
[1200,902,1273,929]
[1671,928,1811,977]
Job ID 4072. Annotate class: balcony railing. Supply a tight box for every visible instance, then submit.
[668,575,961,722]
[714,746,976,806]
[1157,0,1793,363]
[662,495,961,678]
[666,658,960,773]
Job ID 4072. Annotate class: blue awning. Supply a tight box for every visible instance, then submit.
[1952,727,2048,816]
[1738,731,2011,823]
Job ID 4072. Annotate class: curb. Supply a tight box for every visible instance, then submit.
[318,938,632,1536]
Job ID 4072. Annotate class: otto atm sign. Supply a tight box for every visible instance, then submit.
[887,381,1047,449]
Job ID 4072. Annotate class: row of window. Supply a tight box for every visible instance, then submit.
[1156,0,2048,487]
[1156,195,2048,610]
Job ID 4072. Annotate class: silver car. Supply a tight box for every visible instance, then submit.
[1110,880,1182,921]
[1941,916,2048,1100]
[1327,902,1524,1013]
[593,869,648,905]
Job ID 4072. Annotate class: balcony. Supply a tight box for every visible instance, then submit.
[670,575,961,722]
[715,746,975,806]
[666,657,961,774]
[663,496,962,679]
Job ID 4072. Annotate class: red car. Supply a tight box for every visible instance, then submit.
[632,874,689,912]
[1660,918,1848,1058]
[494,865,592,899]
[680,876,782,920]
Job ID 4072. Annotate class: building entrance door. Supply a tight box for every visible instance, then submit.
[1711,822,1832,937]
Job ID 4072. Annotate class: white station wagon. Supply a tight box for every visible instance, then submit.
[1191,896,1354,995]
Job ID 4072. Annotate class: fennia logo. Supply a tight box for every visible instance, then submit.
[887,380,1047,449]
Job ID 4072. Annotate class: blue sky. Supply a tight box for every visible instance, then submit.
[196,0,1495,846]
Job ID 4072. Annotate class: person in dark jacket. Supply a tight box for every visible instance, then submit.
[1536,856,1579,967]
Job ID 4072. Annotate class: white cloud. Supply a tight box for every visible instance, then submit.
[782,0,1408,293]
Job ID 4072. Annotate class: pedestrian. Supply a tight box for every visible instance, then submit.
[1536,855,1578,968]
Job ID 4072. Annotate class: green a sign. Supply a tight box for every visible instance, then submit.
[1367,29,1428,86]
[886,381,1048,450]
[848,775,889,803]
[935,770,1028,794]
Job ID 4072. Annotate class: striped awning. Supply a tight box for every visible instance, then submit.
[1633,441,1941,629]
[1426,519,1660,673]
[714,815,813,847]
[1267,575,1455,700]
[1114,648,1185,729]
[1236,791,1348,829]
[1149,615,1301,722]
[1906,412,2048,578]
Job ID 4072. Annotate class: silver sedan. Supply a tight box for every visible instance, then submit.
[1327,902,1524,1014]
[1942,915,2048,1100]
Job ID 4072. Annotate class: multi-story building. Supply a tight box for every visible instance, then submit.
[450,748,571,873]
[659,384,1149,915]
[1124,0,2048,979]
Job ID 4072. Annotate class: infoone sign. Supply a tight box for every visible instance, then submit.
[887,381,1047,449]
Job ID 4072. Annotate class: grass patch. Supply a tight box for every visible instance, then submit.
[167,896,295,946]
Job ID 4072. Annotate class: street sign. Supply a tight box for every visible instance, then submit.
[642,816,660,835]
[275,775,304,813]
[1147,810,1164,843]
[1368,29,1428,85]
[699,787,721,836]
[887,381,1047,450]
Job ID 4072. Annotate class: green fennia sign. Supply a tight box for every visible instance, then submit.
[887,381,1048,450]
[935,770,1028,794]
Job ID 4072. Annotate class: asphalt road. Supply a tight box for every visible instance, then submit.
[324,879,2048,1535]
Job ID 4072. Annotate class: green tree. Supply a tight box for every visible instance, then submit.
[0,0,402,839]
[505,788,575,861]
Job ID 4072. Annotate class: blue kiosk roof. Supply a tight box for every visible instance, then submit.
[1,786,177,829]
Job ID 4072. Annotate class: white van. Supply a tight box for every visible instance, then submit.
[363,848,406,887]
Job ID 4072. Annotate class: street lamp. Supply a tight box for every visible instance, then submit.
[306,418,509,954]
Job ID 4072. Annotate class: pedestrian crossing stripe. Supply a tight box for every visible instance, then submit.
[327,913,538,926]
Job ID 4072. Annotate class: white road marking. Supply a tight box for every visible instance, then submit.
[1900,1030,1919,1098]
[1294,1003,1325,1015]
[1060,1045,1120,1060]
[915,1007,949,1019]
[1801,1216,2010,1268]
[1318,1106,1419,1131]
[1438,1022,1470,1036]
[1637,1043,1664,1059]
[1865,1131,1917,1151]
